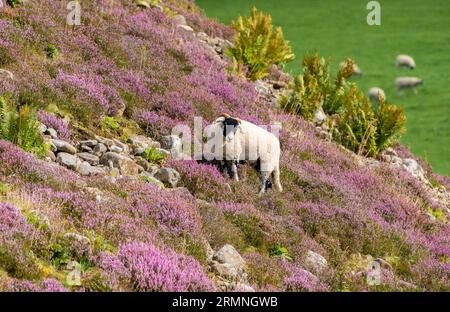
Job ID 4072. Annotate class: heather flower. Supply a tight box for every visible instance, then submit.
[118,241,215,292]
[38,110,72,141]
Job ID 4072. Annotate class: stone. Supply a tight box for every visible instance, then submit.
[45,128,58,139]
[212,262,240,280]
[155,167,180,188]
[173,14,187,26]
[80,145,93,152]
[77,152,100,166]
[112,139,129,153]
[178,24,194,33]
[403,158,425,179]
[213,244,246,272]
[77,162,104,177]
[39,123,47,134]
[109,145,123,153]
[108,167,121,178]
[95,136,114,147]
[56,152,80,171]
[0,69,14,80]
[100,152,139,176]
[156,148,171,157]
[135,157,151,171]
[93,143,107,156]
[128,135,153,149]
[46,150,56,162]
[80,140,98,147]
[160,135,181,151]
[305,250,328,273]
[52,139,78,154]
[170,187,192,197]
[314,108,327,126]
[139,173,164,188]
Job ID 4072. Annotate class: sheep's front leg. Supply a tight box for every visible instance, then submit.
[231,161,239,182]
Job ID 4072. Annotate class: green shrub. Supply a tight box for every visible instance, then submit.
[45,44,59,60]
[0,96,49,158]
[281,52,406,157]
[141,147,166,165]
[270,245,293,261]
[7,0,19,8]
[227,6,294,81]
[100,116,120,131]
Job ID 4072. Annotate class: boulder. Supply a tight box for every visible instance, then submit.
[112,139,129,153]
[77,152,100,166]
[403,158,425,179]
[45,128,58,139]
[139,173,164,188]
[155,167,180,188]
[314,108,327,126]
[305,250,328,273]
[78,161,104,176]
[212,262,240,280]
[173,14,187,26]
[80,140,98,147]
[109,145,123,153]
[213,244,246,272]
[52,139,77,154]
[56,152,81,171]
[135,157,151,171]
[93,143,107,156]
[100,152,139,176]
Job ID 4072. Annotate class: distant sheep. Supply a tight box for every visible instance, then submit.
[396,77,423,95]
[205,114,282,195]
[339,61,363,77]
[368,87,386,102]
[396,55,416,70]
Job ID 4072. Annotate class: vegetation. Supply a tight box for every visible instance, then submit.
[227,6,294,81]
[0,96,48,158]
[281,53,406,157]
[141,147,167,165]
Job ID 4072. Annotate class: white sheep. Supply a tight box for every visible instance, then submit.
[339,61,363,77]
[396,77,423,95]
[368,87,386,102]
[204,114,282,195]
[396,55,416,70]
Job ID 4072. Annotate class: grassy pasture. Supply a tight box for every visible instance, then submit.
[197,0,450,175]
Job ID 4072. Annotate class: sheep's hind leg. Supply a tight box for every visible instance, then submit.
[231,161,239,182]
[258,171,271,196]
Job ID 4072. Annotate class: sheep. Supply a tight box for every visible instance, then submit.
[396,77,423,95]
[368,87,386,102]
[339,61,363,77]
[396,55,416,70]
[204,114,282,195]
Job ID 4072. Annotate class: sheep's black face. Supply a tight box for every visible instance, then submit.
[223,117,240,142]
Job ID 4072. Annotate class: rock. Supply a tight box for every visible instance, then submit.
[374,258,393,271]
[128,135,153,149]
[45,128,58,139]
[80,145,93,152]
[213,244,246,272]
[206,243,214,263]
[100,152,139,176]
[135,157,151,171]
[271,80,287,90]
[112,139,129,153]
[156,148,171,157]
[56,152,81,171]
[161,135,181,151]
[305,250,328,273]
[173,14,187,26]
[39,123,47,134]
[95,136,114,147]
[108,167,121,178]
[155,167,180,188]
[77,162,104,176]
[109,145,123,153]
[52,139,78,154]
[212,262,240,280]
[255,80,271,96]
[0,69,14,80]
[178,24,194,33]
[314,108,327,126]
[93,143,107,156]
[77,152,100,166]
[46,150,56,162]
[403,158,425,179]
[383,148,398,157]
[80,140,98,147]
[139,173,165,188]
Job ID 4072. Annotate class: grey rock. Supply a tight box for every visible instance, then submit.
[95,136,114,147]
[161,135,181,151]
[212,262,240,280]
[155,167,180,188]
[56,152,80,171]
[135,157,150,171]
[0,69,14,80]
[100,152,139,176]
[214,244,246,272]
[52,139,77,154]
[139,172,165,188]
[173,14,187,26]
[77,152,100,166]
[112,139,129,153]
[39,123,47,134]
[45,128,58,139]
[80,140,98,147]
[93,143,107,156]
[109,145,123,153]
[314,108,327,126]
[46,150,56,162]
[305,250,328,273]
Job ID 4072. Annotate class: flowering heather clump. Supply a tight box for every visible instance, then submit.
[281,260,329,292]
[37,110,72,141]
[118,242,215,292]
[167,159,229,200]
[0,202,38,278]
[9,278,67,292]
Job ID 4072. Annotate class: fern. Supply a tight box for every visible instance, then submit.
[228,6,294,81]
[0,95,48,158]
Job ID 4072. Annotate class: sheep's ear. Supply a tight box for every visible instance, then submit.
[234,117,241,124]
[214,117,226,124]
[220,113,231,119]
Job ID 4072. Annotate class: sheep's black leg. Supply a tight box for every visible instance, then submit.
[231,160,239,182]
[258,171,271,195]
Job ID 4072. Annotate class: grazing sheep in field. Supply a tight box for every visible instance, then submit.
[396,55,416,70]
[368,87,386,102]
[396,77,423,95]
[340,61,363,77]
[204,114,282,195]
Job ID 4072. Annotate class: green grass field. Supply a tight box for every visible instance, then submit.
[197,0,450,175]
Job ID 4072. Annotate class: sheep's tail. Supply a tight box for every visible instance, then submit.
[272,165,283,192]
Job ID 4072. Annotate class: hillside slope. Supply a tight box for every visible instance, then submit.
[0,0,449,291]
